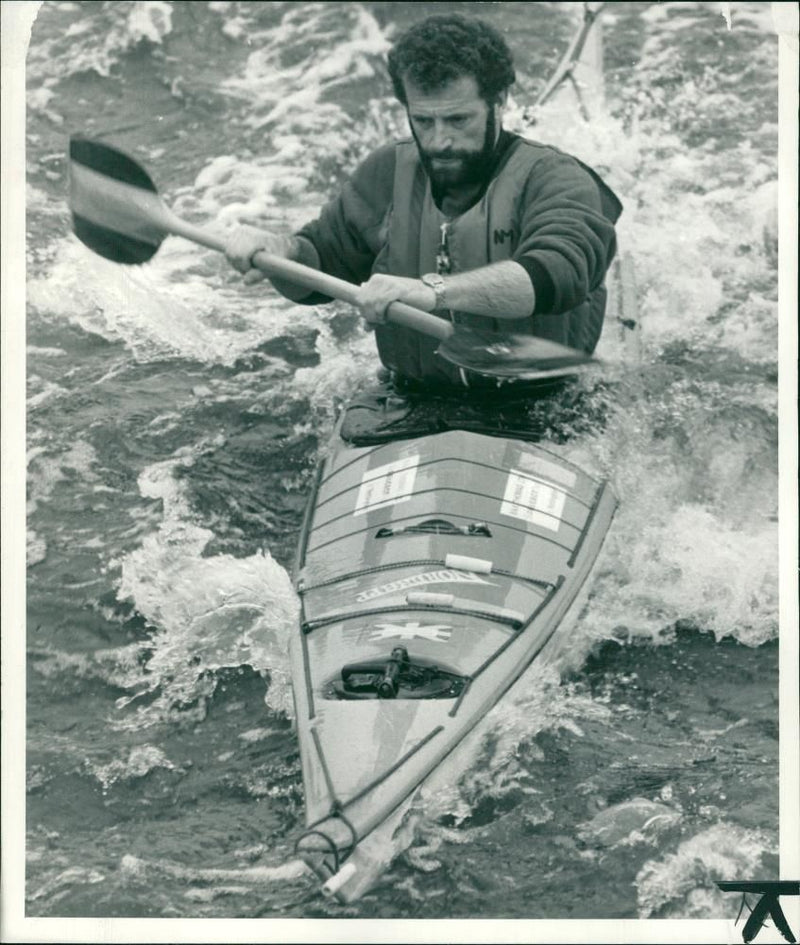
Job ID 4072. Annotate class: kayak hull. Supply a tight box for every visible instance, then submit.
[290,410,617,899]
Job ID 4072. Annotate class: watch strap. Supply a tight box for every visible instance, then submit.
[421,273,447,311]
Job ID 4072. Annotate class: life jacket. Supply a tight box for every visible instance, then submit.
[371,137,620,388]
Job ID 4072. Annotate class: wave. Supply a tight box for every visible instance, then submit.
[28,0,173,85]
[218,2,390,130]
[636,822,777,918]
[113,449,299,726]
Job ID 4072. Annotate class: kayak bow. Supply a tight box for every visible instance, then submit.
[290,411,618,901]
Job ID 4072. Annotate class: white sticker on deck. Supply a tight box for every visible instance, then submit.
[517,452,577,488]
[501,469,566,531]
[354,455,419,516]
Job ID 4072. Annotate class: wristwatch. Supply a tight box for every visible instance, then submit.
[421,273,448,311]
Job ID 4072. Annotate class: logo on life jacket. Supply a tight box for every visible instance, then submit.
[493,227,515,245]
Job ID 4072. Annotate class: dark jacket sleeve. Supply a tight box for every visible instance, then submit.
[296,145,396,294]
[513,149,621,315]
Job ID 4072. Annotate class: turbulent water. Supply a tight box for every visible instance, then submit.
[19,0,790,928]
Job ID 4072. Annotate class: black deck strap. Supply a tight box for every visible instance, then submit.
[310,726,337,800]
[302,603,523,635]
[340,725,444,810]
[448,677,472,718]
[294,829,340,871]
[294,460,326,572]
[328,805,359,855]
[298,559,442,593]
[311,453,592,517]
[467,576,565,682]
[299,559,554,595]
[567,479,610,568]
[296,808,359,874]
[301,630,315,720]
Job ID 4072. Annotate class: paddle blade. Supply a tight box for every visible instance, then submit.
[70,213,160,265]
[438,327,596,379]
[68,136,168,265]
[70,136,158,192]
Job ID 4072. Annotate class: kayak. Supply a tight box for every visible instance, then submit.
[286,2,622,904]
[60,1,624,906]
[290,390,618,901]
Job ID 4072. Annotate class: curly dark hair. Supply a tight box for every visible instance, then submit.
[387,14,516,106]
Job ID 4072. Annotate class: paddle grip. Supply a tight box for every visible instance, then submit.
[249,251,454,342]
[165,214,453,343]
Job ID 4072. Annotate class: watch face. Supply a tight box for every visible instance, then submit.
[421,274,446,310]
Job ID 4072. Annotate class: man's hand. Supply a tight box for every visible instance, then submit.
[226,225,293,285]
[356,274,436,327]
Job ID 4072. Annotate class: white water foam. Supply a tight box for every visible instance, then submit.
[113,447,299,727]
[507,95,777,361]
[285,320,377,417]
[91,744,177,792]
[120,852,308,890]
[27,236,319,366]
[554,391,779,649]
[576,797,682,849]
[636,821,777,918]
[29,642,147,694]
[218,3,390,132]
[27,865,106,907]
[27,439,100,515]
[26,0,175,138]
[502,29,779,651]
[28,0,173,84]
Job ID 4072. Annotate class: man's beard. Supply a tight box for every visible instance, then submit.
[413,107,498,190]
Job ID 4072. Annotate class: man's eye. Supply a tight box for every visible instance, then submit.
[448,117,468,127]
[413,117,433,127]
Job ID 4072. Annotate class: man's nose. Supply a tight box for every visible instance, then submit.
[430,121,452,151]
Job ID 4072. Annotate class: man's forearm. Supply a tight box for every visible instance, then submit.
[269,236,322,302]
[440,260,535,320]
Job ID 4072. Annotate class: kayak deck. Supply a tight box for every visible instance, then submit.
[290,414,618,899]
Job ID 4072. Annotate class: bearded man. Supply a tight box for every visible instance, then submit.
[226,13,622,391]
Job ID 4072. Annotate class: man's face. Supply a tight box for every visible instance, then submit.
[404,75,502,188]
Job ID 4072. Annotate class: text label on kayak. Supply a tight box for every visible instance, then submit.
[354,455,420,516]
[355,569,493,603]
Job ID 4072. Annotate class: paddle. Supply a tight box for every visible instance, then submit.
[533,2,606,119]
[68,136,594,379]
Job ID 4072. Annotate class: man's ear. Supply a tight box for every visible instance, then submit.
[495,89,508,122]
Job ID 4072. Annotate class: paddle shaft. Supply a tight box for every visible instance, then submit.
[70,146,595,376]
[70,158,452,342]
[162,209,453,342]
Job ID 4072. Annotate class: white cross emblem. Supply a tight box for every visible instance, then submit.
[368,622,452,643]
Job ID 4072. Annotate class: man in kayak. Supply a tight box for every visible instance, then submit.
[226,13,621,390]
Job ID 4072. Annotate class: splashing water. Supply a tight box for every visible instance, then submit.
[636,823,778,918]
[114,451,300,724]
[21,0,783,923]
